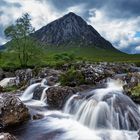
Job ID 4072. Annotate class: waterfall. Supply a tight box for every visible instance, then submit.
[63,79,140,130]
[40,86,49,102]
[20,79,49,102]
[16,79,139,140]
[19,82,41,101]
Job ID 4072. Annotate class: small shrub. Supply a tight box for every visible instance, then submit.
[3,85,18,92]
[131,84,140,97]
[60,67,85,86]
[53,53,75,62]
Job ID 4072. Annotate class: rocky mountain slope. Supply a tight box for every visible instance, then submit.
[33,12,119,52]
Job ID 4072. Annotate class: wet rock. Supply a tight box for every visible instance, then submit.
[0,133,17,140]
[32,114,44,120]
[32,86,46,100]
[29,78,42,85]
[46,76,59,86]
[0,94,30,128]
[46,86,78,109]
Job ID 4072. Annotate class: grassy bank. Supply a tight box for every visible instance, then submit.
[0,46,140,70]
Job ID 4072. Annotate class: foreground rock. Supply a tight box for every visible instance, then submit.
[46,85,92,109]
[0,133,17,140]
[0,94,30,128]
[46,86,77,109]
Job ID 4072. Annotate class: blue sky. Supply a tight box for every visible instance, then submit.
[0,0,140,54]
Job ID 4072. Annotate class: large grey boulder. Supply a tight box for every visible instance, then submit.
[0,93,30,128]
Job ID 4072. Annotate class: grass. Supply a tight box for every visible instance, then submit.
[0,45,140,70]
[3,85,18,92]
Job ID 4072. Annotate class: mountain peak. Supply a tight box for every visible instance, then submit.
[64,12,81,19]
[66,12,77,16]
[33,13,118,52]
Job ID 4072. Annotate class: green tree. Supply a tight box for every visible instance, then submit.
[4,13,41,67]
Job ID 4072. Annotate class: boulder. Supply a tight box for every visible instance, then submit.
[32,86,46,100]
[0,94,30,128]
[0,133,17,140]
[46,76,59,86]
[46,86,78,109]
[15,69,33,86]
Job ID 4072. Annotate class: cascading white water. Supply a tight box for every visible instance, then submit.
[19,83,41,101]
[17,79,139,140]
[63,79,140,130]
[20,79,49,103]
[40,86,49,102]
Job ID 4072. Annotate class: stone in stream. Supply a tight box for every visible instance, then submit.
[0,133,17,140]
[32,86,46,100]
[46,85,91,109]
[0,93,30,128]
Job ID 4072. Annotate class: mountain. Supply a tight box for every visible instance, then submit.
[0,45,5,50]
[33,12,119,52]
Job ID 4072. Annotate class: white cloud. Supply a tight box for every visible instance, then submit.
[66,3,87,16]
[135,46,140,53]
[1,0,87,30]
[88,8,140,53]
[1,0,61,30]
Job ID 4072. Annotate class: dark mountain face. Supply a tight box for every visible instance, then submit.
[33,12,118,51]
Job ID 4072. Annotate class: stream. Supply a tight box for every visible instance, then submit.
[6,79,140,140]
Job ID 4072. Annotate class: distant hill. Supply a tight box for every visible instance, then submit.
[33,12,120,52]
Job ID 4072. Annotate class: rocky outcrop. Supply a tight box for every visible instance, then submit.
[113,72,140,103]
[0,133,17,140]
[0,94,30,127]
[122,72,140,90]
[60,63,136,86]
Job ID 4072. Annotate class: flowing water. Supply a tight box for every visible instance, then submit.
[8,79,140,140]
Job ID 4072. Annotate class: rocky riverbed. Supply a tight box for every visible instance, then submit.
[0,62,140,139]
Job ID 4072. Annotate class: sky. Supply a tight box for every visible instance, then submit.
[0,0,140,54]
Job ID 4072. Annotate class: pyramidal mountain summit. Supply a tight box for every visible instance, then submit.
[33,12,119,52]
